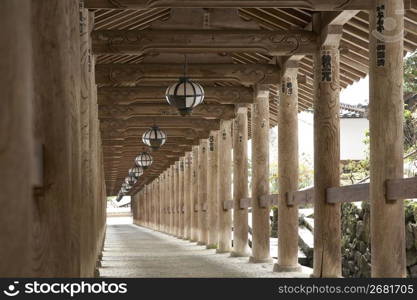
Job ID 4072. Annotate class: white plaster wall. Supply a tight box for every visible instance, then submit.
[298,112,369,161]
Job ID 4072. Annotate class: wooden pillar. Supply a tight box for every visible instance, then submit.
[217,120,233,253]
[141,189,145,226]
[185,152,193,240]
[231,107,251,257]
[32,0,82,277]
[369,0,406,277]
[174,161,180,237]
[88,33,104,272]
[0,0,33,277]
[169,165,175,235]
[151,179,157,230]
[164,170,169,233]
[160,173,165,231]
[79,7,93,277]
[179,157,185,238]
[145,185,149,227]
[250,85,272,263]
[197,140,209,245]
[154,180,158,230]
[313,21,342,277]
[207,132,219,249]
[191,146,199,242]
[274,65,302,272]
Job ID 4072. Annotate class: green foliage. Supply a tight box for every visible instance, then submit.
[404,51,417,93]
[298,153,314,189]
[341,160,370,185]
[404,105,417,152]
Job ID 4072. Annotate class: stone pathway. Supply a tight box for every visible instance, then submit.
[100,224,311,278]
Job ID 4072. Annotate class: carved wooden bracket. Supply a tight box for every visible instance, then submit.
[92,29,318,56]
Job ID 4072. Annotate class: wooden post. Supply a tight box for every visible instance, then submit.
[231,107,251,257]
[184,153,192,240]
[160,173,165,232]
[274,65,302,272]
[207,132,219,249]
[88,30,104,274]
[369,0,406,277]
[0,0,33,277]
[191,146,199,242]
[179,157,185,238]
[165,170,169,233]
[174,161,180,237]
[79,7,93,277]
[169,166,174,235]
[217,120,233,253]
[250,85,272,263]
[197,140,209,245]
[313,20,342,277]
[152,181,157,229]
[32,0,82,277]
[145,185,149,227]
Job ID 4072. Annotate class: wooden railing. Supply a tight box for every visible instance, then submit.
[162,176,417,213]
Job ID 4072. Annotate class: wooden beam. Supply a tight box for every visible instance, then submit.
[95,64,280,86]
[102,128,202,139]
[98,86,253,105]
[98,103,236,119]
[386,177,417,201]
[100,117,221,131]
[326,183,369,204]
[92,29,318,56]
[287,187,314,206]
[84,0,375,10]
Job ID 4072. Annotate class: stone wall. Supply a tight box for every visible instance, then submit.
[341,201,417,278]
[292,202,417,277]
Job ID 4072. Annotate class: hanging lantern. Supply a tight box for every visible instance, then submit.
[122,183,131,190]
[135,152,153,169]
[121,184,130,193]
[142,126,167,150]
[129,166,143,179]
[116,192,123,202]
[125,176,137,186]
[165,55,204,116]
[165,78,205,116]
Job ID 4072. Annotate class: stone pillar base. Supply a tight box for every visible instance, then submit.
[197,241,206,246]
[273,263,302,273]
[249,256,273,264]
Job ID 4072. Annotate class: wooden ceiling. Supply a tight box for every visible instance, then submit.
[86,2,417,196]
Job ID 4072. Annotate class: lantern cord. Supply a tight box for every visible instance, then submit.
[184,54,187,78]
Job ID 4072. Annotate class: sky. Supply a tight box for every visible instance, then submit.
[340,76,370,106]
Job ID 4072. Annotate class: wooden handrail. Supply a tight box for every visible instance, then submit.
[175,176,417,214]
[326,183,369,204]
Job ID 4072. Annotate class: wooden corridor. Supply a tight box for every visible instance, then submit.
[1,0,417,278]
[100,223,310,278]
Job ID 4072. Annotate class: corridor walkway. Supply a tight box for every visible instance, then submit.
[99,224,311,278]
